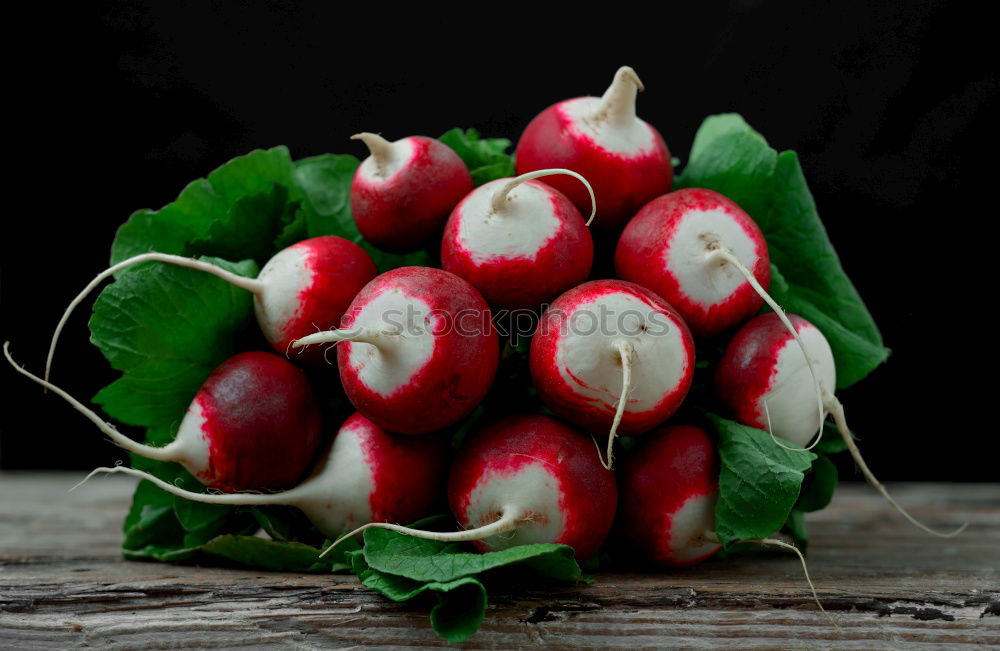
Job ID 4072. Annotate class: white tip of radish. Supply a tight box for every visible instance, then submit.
[352,132,411,180]
[592,65,644,128]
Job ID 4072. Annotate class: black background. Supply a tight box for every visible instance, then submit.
[1,1,996,480]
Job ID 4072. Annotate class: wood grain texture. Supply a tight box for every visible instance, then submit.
[1,473,997,649]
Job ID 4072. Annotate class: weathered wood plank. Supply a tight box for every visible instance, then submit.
[0,473,997,648]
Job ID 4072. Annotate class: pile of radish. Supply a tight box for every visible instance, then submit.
[4,65,966,641]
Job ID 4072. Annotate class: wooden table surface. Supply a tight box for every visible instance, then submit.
[0,473,997,649]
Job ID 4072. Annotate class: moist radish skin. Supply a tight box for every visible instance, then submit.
[7,347,322,492]
[45,236,377,375]
[515,66,672,230]
[716,314,836,447]
[440,169,596,310]
[616,188,771,338]
[350,133,473,253]
[716,313,968,538]
[78,412,448,538]
[293,267,499,434]
[530,280,695,467]
[328,414,617,561]
[619,425,721,566]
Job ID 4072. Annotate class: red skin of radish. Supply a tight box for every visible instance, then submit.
[515,105,672,231]
[448,414,617,560]
[530,280,695,436]
[193,351,322,492]
[337,267,499,434]
[342,412,448,524]
[266,236,377,364]
[350,137,473,253]
[615,188,770,338]
[440,179,593,310]
[714,312,816,431]
[618,425,721,567]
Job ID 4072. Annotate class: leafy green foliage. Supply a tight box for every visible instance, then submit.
[346,527,586,642]
[677,114,889,388]
[89,257,258,427]
[439,128,515,185]
[711,414,816,547]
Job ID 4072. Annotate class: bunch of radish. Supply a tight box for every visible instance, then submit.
[3,63,964,638]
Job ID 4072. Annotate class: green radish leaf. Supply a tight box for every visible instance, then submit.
[439,128,515,186]
[201,535,357,573]
[361,527,586,583]
[111,147,299,264]
[89,256,258,428]
[795,453,838,513]
[189,184,300,267]
[678,114,890,388]
[816,421,849,455]
[710,414,816,547]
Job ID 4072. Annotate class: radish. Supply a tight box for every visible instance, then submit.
[515,66,672,230]
[618,425,721,567]
[529,279,695,468]
[617,187,826,447]
[350,132,473,253]
[45,236,377,376]
[327,414,617,561]
[618,424,832,623]
[77,412,448,538]
[6,345,322,492]
[292,267,499,434]
[716,313,967,538]
[440,169,596,310]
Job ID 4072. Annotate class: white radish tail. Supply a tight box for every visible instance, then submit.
[490,169,597,226]
[44,253,263,386]
[320,506,526,558]
[600,339,635,470]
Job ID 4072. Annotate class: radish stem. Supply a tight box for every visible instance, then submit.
[825,394,968,538]
[490,168,597,226]
[292,328,384,349]
[319,505,525,558]
[44,252,263,386]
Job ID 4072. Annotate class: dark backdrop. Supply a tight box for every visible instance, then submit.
[2,1,995,479]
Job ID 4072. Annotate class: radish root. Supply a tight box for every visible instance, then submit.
[319,505,525,558]
[44,253,263,386]
[490,168,597,226]
[5,342,183,463]
[591,65,644,129]
[352,132,397,177]
[708,246,825,452]
[292,328,384,349]
[825,393,968,538]
[72,465,303,505]
[599,339,635,471]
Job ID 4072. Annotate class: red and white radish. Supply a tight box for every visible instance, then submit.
[78,412,448,538]
[716,313,967,537]
[617,188,826,446]
[293,267,499,434]
[618,425,721,566]
[328,414,617,561]
[45,236,377,375]
[515,66,672,230]
[618,423,831,621]
[529,280,695,468]
[350,133,473,253]
[440,169,596,310]
[7,346,322,492]
[616,188,770,338]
